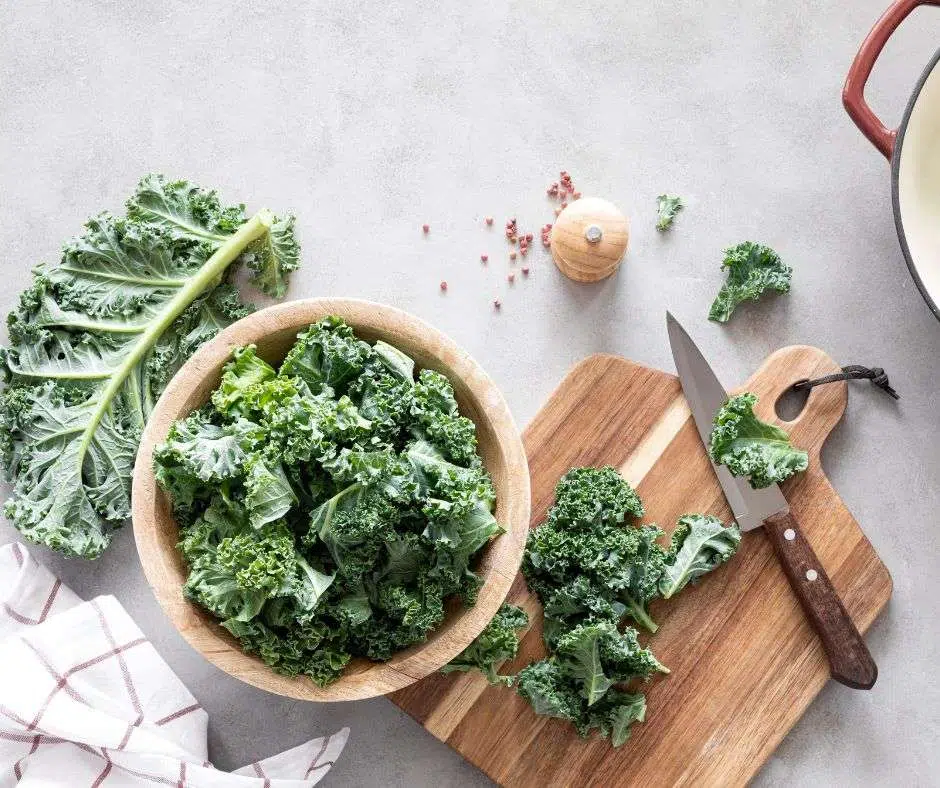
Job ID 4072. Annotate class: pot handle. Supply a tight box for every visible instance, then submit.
[843,0,940,159]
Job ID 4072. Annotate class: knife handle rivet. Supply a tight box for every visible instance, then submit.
[784,528,796,541]
[805,569,818,581]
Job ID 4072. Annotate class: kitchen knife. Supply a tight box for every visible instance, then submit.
[666,312,878,690]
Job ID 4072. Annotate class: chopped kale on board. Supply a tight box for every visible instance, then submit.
[445,466,741,748]
[442,603,529,685]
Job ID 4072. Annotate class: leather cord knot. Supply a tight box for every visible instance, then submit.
[792,365,899,400]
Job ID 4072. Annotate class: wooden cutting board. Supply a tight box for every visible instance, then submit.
[390,347,892,787]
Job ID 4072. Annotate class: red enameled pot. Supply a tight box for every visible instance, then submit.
[845,0,940,319]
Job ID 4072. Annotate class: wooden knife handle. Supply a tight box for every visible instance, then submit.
[764,510,878,689]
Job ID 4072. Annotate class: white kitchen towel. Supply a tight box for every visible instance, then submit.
[0,542,348,786]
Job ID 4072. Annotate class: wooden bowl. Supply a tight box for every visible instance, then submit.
[132,298,530,701]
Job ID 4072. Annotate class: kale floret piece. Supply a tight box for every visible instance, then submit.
[522,469,664,633]
[548,466,644,529]
[279,316,372,394]
[659,514,742,598]
[655,194,683,231]
[708,241,791,323]
[411,369,479,465]
[442,603,529,685]
[709,392,808,488]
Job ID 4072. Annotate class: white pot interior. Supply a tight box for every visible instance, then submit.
[897,56,940,312]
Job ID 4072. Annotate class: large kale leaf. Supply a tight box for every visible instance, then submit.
[0,175,300,557]
[708,241,791,323]
[709,392,808,489]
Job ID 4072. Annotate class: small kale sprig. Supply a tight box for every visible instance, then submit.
[655,194,684,231]
[442,603,529,686]
[708,241,791,323]
[709,392,808,489]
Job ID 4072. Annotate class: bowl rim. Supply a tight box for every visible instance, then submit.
[131,297,530,702]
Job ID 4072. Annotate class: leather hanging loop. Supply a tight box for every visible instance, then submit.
[792,365,899,400]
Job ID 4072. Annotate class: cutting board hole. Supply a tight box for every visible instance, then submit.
[775,384,809,422]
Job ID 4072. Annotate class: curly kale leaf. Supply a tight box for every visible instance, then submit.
[308,482,401,581]
[244,456,297,528]
[233,375,369,467]
[223,618,350,687]
[523,468,663,634]
[211,345,276,418]
[372,340,415,381]
[659,515,742,599]
[584,690,647,747]
[516,656,650,747]
[442,603,529,685]
[0,175,299,557]
[709,392,808,488]
[516,660,583,722]
[555,621,668,706]
[350,363,415,449]
[152,412,264,512]
[185,520,296,622]
[411,369,480,465]
[617,525,669,634]
[708,241,791,323]
[655,194,683,232]
[548,466,644,529]
[280,316,372,394]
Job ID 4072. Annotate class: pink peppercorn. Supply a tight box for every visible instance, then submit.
[485,216,494,225]
[508,273,515,283]
[522,266,530,275]
[493,298,501,309]
[440,281,447,291]
[481,254,488,262]
[422,224,430,233]
[510,251,517,261]
[525,233,533,242]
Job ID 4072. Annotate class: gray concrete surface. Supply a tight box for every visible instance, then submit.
[1,1,938,785]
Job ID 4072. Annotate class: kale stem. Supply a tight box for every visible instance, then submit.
[76,210,273,458]
[621,594,659,634]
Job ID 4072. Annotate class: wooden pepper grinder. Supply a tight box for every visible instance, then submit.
[550,197,629,282]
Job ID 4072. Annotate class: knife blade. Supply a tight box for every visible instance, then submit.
[666,311,788,531]
[665,311,877,690]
